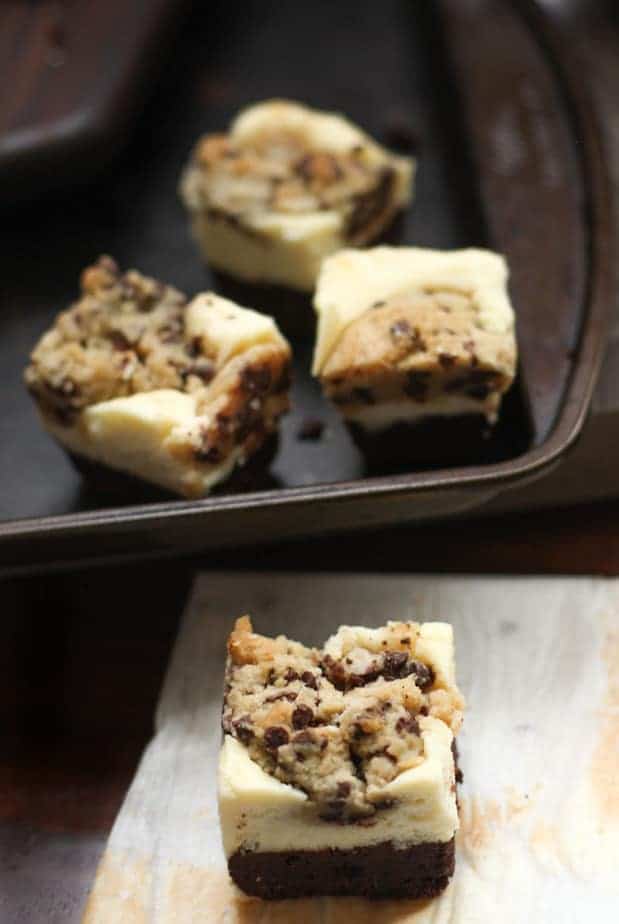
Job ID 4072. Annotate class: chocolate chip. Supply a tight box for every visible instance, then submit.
[410,660,434,692]
[336,781,351,798]
[372,300,386,309]
[346,166,395,241]
[382,650,409,679]
[292,704,313,729]
[403,371,430,402]
[264,726,289,749]
[187,336,202,358]
[107,330,132,351]
[284,668,299,683]
[186,358,215,383]
[195,445,221,464]
[439,353,456,369]
[395,714,420,736]
[241,365,272,395]
[232,716,254,744]
[297,418,324,441]
[301,671,318,689]
[295,152,342,184]
[390,319,412,340]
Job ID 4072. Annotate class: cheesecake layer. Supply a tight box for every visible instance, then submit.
[219,715,458,856]
[25,258,291,497]
[180,100,414,291]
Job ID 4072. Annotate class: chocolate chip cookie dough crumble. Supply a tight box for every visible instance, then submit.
[222,616,463,822]
[24,257,292,497]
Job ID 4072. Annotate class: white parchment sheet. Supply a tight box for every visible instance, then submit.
[82,573,619,923]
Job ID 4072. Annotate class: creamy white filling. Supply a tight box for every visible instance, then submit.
[41,389,245,498]
[313,246,514,375]
[218,715,457,857]
[341,394,497,430]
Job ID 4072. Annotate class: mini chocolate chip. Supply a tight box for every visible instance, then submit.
[187,336,202,358]
[107,330,132,351]
[284,668,299,683]
[297,418,324,441]
[241,365,272,395]
[187,358,215,383]
[292,704,314,729]
[264,726,289,749]
[382,650,409,679]
[195,445,221,464]
[390,319,412,340]
[232,717,254,745]
[266,668,277,684]
[395,714,420,735]
[404,371,430,402]
[336,781,352,798]
[410,660,434,691]
[301,671,318,689]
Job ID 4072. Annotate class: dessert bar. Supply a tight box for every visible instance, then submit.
[219,616,464,899]
[25,257,291,498]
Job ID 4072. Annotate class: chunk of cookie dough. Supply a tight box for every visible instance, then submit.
[219,616,464,900]
[312,246,517,440]
[24,256,292,498]
[179,99,414,291]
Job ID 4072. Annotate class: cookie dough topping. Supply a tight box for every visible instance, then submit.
[222,617,464,822]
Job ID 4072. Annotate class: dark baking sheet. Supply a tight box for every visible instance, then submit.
[0,0,612,573]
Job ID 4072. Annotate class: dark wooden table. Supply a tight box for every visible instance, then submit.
[2,498,619,922]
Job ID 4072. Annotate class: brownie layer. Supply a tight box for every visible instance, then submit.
[228,836,455,900]
[348,414,492,470]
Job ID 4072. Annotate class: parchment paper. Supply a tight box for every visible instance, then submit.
[82,573,619,922]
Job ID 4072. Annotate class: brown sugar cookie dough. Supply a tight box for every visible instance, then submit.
[219,616,465,899]
[25,257,292,498]
[179,99,414,292]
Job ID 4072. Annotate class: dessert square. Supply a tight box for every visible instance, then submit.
[179,99,414,293]
[24,257,291,498]
[312,246,517,465]
[219,616,464,900]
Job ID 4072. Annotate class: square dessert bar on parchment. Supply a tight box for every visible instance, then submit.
[220,616,464,899]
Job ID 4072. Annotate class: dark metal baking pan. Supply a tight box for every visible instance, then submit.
[0,0,613,575]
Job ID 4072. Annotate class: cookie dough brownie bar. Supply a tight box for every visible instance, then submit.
[219,616,464,900]
[180,99,414,294]
[312,246,517,467]
[25,257,291,498]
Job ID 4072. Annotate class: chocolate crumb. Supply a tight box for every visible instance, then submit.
[264,726,289,750]
[292,704,314,729]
